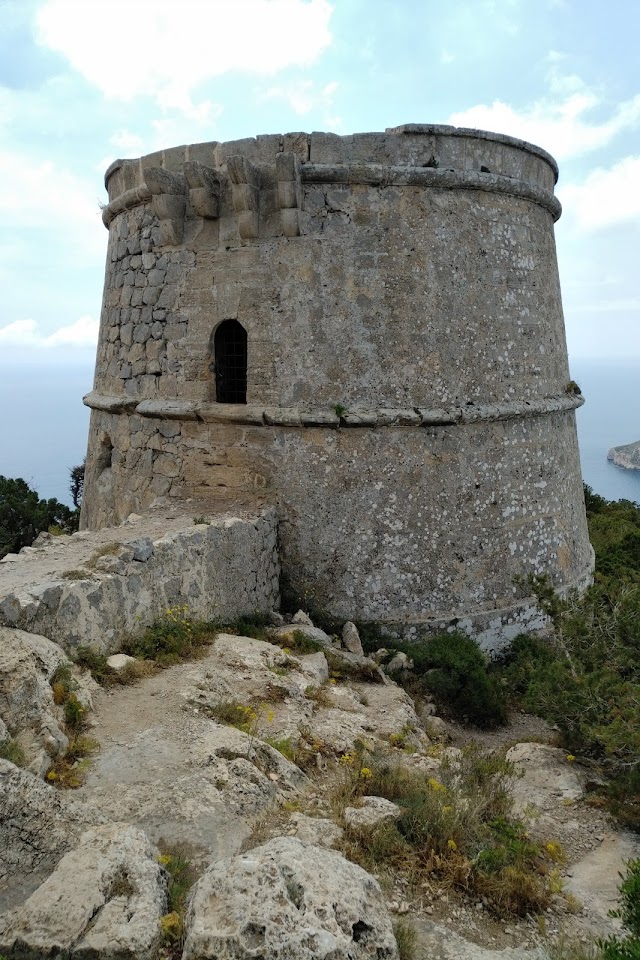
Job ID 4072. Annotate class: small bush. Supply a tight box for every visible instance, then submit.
[392,633,508,728]
[224,612,273,641]
[46,736,99,789]
[598,859,640,960]
[63,694,86,731]
[122,606,214,666]
[339,747,557,917]
[157,843,198,957]
[205,701,259,734]
[264,736,297,762]
[393,919,418,960]
[0,737,26,767]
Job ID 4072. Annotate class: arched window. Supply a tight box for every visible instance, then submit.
[213,319,247,404]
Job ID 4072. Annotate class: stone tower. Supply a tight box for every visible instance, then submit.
[81,124,593,648]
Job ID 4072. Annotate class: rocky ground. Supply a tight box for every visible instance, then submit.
[1,613,638,960]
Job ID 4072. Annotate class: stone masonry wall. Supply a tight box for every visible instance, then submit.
[81,125,593,642]
[0,511,279,654]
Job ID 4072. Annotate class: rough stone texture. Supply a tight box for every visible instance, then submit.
[412,918,547,960]
[564,831,640,926]
[506,742,584,822]
[0,510,279,654]
[81,125,593,647]
[182,836,399,959]
[0,626,94,774]
[608,439,640,471]
[344,796,402,830]
[176,632,424,757]
[342,621,364,656]
[0,824,166,960]
[289,813,344,848]
[0,760,98,913]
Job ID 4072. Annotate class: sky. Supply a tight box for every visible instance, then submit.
[0,0,639,369]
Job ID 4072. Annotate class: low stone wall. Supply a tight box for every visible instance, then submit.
[0,510,279,654]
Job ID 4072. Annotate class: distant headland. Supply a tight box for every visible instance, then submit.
[608,440,640,471]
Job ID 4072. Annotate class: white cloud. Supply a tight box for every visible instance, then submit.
[36,0,334,114]
[449,75,640,160]
[262,78,338,117]
[0,316,99,348]
[560,156,640,231]
[0,149,103,250]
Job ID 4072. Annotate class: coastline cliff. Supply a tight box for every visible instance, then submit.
[608,439,640,471]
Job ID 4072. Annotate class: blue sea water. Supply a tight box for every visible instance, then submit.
[0,358,638,508]
[572,359,640,505]
[0,361,93,506]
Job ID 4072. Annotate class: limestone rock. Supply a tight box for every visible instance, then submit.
[182,836,398,959]
[342,621,364,656]
[292,609,314,626]
[0,824,166,960]
[106,653,137,672]
[506,742,583,820]
[384,651,414,675]
[289,813,343,848]
[607,439,640,471]
[412,918,547,960]
[344,796,402,830]
[0,626,73,774]
[0,760,98,912]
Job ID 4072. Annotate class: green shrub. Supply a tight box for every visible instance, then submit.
[122,606,213,666]
[494,488,640,827]
[598,859,640,960]
[340,747,557,917]
[0,737,26,767]
[392,632,508,728]
[0,475,78,559]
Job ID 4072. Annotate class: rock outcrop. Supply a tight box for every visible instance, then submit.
[0,626,95,775]
[0,760,98,912]
[607,439,640,471]
[0,824,166,960]
[182,836,399,960]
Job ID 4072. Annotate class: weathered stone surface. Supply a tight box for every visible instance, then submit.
[608,439,640,471]
[342,621,364,656]
[0,511,279,654]
[412,918,547,960]
[384,651,413,676]
[289,813,343,848]
[84,126,592,647]
[106,653,137,672]
[0,627,80,774]
[0,760,97,912]
[344,796,402,830]
[182,837,398,959]
[0,824,166,960]
[506,742,583,820]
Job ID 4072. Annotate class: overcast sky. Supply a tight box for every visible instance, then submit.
[0,0,638,367]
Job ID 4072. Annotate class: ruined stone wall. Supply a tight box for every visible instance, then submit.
[81,125,593,644]
[0,512,279,654]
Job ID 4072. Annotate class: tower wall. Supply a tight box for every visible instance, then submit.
[81,125,593,648]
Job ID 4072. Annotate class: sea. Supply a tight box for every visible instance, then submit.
[0,358,638,508]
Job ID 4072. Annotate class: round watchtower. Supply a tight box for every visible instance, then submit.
[81,124,593,648]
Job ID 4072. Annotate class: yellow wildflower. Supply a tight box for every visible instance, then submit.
[447,839,457,852]
[359,767,373,780]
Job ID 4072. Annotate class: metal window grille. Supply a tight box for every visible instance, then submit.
[214,319,247,404]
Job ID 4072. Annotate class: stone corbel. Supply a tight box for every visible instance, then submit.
[183,161,221,219]
[276,152,301,237]
[144,168,186,245]
[227,155,260,239]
